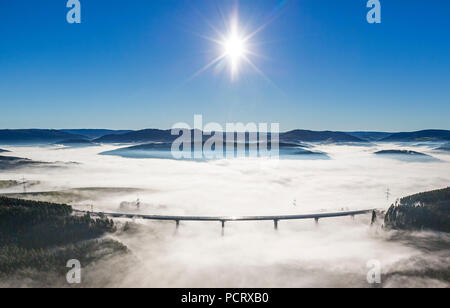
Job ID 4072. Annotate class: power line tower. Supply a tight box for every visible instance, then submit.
[136,197,141,210]
[21,177,27,194]
[386,187,391,202]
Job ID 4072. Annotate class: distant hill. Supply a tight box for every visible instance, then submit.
[55,139,95,146]
[95,129,365,144]
[94,129,176,143]
[381,130,450,142]
[0,129,134,144]
[104,140,310,152]
[385,187,450,233]
[101,140,326,159]
[374,149,438,162]
[0,155,42,170]
[375,150,429,156]
[60,129,133,139]
[0,130,84,144]
[3,129,449,144]
[347,132,392,141]
[280,130,364,143]
[436,143,450,152]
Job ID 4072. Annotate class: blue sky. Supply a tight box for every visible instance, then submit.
[0,0,449,131]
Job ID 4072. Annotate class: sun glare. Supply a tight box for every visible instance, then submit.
[223,32,247,74]
[190,12,271,82]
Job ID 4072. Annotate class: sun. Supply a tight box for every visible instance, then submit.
[222,30,247,75]
[224,35,246,59]
[189,12,271,82]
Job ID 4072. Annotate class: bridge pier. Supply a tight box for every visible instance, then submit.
[173,220,180,236]
[315,218,319,226]
[221,221,225,236]
[371,210,377,226]
[274,220,279,230]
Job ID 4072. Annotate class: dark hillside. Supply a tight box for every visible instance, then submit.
[385,187,450,233]
[0,197,126,276]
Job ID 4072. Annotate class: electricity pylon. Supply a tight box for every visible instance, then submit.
[21,177,27,194]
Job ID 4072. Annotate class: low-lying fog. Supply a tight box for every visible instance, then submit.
[1,142,449,287]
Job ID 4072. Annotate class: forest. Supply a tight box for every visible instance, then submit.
[385,187,450,233]
[0,197,126,277]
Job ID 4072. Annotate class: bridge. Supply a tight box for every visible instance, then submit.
[74,209,377,234]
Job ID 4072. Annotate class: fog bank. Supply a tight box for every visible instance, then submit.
[1,143,449,287]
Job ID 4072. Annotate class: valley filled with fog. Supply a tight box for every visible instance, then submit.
[1,142,449,287]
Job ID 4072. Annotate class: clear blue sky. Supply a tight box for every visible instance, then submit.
[1,0,449,131]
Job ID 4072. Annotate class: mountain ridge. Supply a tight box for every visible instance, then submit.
[94,129,367,143]
[1,129,449,144]
[381,130,450,142]
[60,129,133,139]
[0,130,84,144]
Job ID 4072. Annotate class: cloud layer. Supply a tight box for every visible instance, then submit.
[1,142,449,287]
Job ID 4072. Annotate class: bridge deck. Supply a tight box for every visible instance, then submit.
[74,209,374,222]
